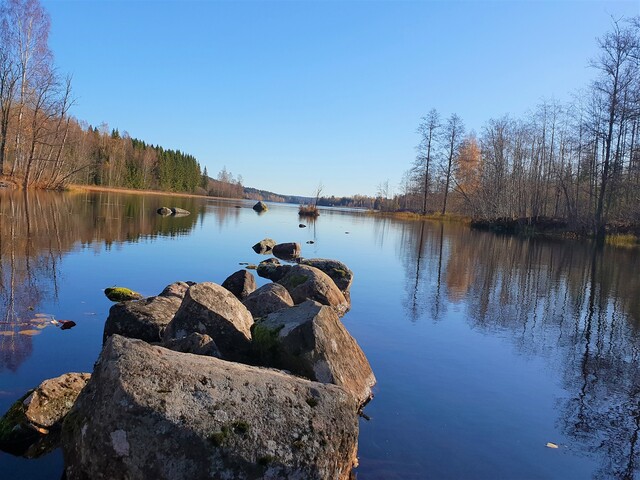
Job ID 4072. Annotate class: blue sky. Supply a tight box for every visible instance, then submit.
[43,0,639,197]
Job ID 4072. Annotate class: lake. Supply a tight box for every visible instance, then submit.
[1,189,639,479]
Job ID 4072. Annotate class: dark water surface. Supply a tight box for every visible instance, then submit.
[1,190,639,479]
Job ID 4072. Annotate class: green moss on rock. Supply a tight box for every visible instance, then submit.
[251,322,283,351]
[282,274,308,289]
[258,455,276,466]
[0,391,31,442]
[231,420,250,435]
[104,287,142,302]
[208,425,230,446]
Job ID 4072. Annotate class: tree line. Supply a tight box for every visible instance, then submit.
[384,17,640,241]
[0,0,246,196]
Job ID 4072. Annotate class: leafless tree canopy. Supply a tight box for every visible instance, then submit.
[394,17,640,239]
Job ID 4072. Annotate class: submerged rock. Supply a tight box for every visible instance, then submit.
[251,238,276,254]
[171,207,190,216]
[242,283,294,319]
[277,265,350,316]
[164,282,254,362]
[252,201,268,212]
[62,336,359,480]
[158,207,190,216]
[221,270,256,301]
[253,301,375,407]
[1,373,91,457]
[104,287,142,302]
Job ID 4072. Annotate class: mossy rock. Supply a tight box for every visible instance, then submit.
[280,274,309,290]
[104,287,143,302]
[0,391,40,455]
[251,322,284,358]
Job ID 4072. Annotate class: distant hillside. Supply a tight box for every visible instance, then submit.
[243,186,312,204]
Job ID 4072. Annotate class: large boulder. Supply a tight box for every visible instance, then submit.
[252,201,268,212]
[253,301,375,407]
[300,259,353,294]
[103,294,182,344]
[256,258,291,282]
[272,242,301,260]
[163,333,221,358]
[157,207,172,216]
[277,265,350,316]
[62,336,359,480]
[242,283,294,319]
[1,373,91,457]
[221,270,256,301]
[164,282,253,362]
[252,238,276,254]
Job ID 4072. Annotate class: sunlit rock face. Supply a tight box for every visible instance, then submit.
[252,300,375,407]
[62,336,359,480]
[163,282,254,362]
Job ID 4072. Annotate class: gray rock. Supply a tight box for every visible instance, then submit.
[277,265,350,316]
[252,238,276,254]
[300,258,353,294]
[272,242,301,260]
[103,294,182,344]
[22,373,92,429]
[256,258,292,282]
[171,207,190,216]
[164,282,253,362]
[163,333,221,358]
[242,283,294,319]
[252,201,268,212]
[62,336,359,480]
[157,207,172,215]
[1,373,91,457]
[253,301,375,407]
[221,270,256,301]
[159,281,195,300]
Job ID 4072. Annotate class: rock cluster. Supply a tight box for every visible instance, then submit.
[2,252,374,479]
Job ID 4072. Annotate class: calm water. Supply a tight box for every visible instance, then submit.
[1,190,640,479]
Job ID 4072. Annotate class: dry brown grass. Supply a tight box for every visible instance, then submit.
[367,210,472,224]
[66,184,214,200]
[298,204,320,217]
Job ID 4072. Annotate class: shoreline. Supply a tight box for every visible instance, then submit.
[366,210,472,224]
[66,183,238,202]
[368,210,640,247]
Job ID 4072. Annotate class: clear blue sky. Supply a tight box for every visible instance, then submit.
[43,0,639,197]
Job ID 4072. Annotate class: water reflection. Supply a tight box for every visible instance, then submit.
[0,189,203,371]
[392,218,640,479]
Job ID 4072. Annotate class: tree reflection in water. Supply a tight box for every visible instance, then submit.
[392,217,640,479]
[0,189,204,372]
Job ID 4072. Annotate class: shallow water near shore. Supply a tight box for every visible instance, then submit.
[1,189,639,479]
